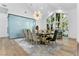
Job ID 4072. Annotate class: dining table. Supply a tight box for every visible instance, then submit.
[36,32,54,44]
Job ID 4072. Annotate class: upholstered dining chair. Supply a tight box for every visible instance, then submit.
[27,30,33,43]
[50,30,58,43]
[23,29,33,42]
[46,30,58,45]
[23,29,29,41]
[32,33,41,44]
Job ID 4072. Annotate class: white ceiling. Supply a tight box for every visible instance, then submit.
[0,3,77,18]
[0,3,77,11]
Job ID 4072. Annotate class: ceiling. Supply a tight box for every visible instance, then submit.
[0,3,77,11]
[0,3,77,19]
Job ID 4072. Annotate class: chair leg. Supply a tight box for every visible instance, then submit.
[55,41,56,44]
[31,40,33,45]
[54,41,57,46]
[36,41,37,45]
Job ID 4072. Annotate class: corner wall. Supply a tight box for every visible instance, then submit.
[0,7,8,37]
[77,4,79,42]
[68,9,77,39]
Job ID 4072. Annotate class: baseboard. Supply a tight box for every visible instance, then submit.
[68,37,76,40]
[0,37,9,39]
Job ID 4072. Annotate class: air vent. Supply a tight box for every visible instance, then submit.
[0,6,8,14]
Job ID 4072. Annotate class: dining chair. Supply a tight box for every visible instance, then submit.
[50,30,58,43]
[32,33,41,44]
[27,30,33,43]
[23,29,33,43]
[23,29,29,41]
[46,30,58,45]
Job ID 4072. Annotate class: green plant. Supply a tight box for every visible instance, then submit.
[47,18,51,24]
[51,17,54,23]
[47,12,69,37]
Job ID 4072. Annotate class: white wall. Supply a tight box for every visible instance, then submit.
[0,8,8,37]
[0,4,77,38]
[68,9,77,39]
[77,4,79,42]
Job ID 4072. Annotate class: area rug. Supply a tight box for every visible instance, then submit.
[15,38,62,56]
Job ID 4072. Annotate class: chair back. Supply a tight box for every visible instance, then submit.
[27,30,33,40]
[23,29,29,40]
[52,30,58,41]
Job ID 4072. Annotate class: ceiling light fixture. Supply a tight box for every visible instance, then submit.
[33,10,42,20]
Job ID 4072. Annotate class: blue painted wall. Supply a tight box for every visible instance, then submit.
[8,14,36,38]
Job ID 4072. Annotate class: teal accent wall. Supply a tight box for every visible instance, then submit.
[8,14,36,38]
